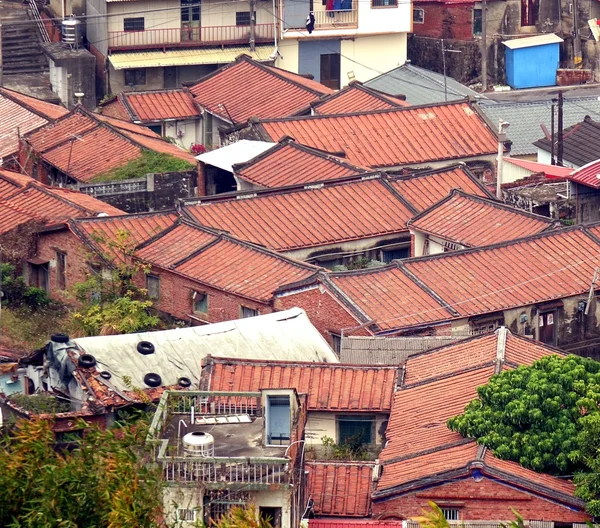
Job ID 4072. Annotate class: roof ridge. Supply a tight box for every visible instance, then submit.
[207,356,400,368]
[71,209,175,225]
[381,438,475,467]
[401,360,495,390]
[118,92,139,122]
[0,87,64,122]
[24,184,91,214]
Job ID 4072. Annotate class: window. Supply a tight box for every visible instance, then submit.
[441,508,460,521]
[413,7,424,22]
[266,395,291,445]
[372,0,398,6]
[124,68,146,86]
[521,0,538,26]
[473,8,482,34]
[331,333,341,355]
[56,251,66,290]
[320,53,341,90]
[241,306,258,318]
[177,509,197,522]
[382,247,409,263]
[181,0,200,22]
[259,507,282,528]
[146,274,160,300]
[236,11,252,25]
[123,17,145,31]
[193,291,208,313]
[470,316,504,335]
[338,415,375,446]
[538,311,556,345]
[27,259,49,292]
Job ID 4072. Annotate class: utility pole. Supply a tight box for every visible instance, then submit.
[557,91,564,166]
[249,0,256,51]
[550,99,556,165]
[481,0,487,91]
[573,0,582,67]
[0,24,3,87]
[441,39,462,102]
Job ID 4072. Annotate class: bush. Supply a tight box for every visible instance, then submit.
[93,151,194,182]
[9,394,71,414]
[0,264,52,310]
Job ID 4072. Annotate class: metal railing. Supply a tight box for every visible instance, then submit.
[108,24,274,51]
[27,0,51,43]
[313,8,358,28]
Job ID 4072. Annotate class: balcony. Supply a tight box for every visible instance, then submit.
[313,8,358,29]
[147,391,294,487]
[108,24,275,52]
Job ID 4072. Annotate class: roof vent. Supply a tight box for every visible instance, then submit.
[183,431,215,458]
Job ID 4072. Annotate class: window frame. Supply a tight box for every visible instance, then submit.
[472,7,482,35]
[337,414,376,446]
[56,251,67,290]
[331,333,341,355]
[412,7,424,22]
[124,68,146,86]
[123,17,145,31]
[192,291,208,314]
[177,508,198,522]
[372,0,398,7]
[441,508,460,521]
[240,306,259,318]
[146,274,160,301]
[236,11,252,26]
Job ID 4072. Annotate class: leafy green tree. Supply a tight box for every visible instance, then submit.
[0,418,164,528]
[572,413,600,515]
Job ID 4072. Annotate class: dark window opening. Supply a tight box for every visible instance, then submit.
[521,0,538,26]
[259,507,282,528]
[441,508,460,521]
[148,124,162,135]
[181,0,200,22]
[331,333,341,355]
[123,17,145,31]
[236,11,252,25]
[382,247,409,263]
[241,306,258,318]
[56,251,67,290]
[193,291,208,313]
[413,7,424,22]
[372,0,397,6]
[124,69,146,86]
[473,8,482,34]
[28,262,49,292]
[338,415,375,446]
[538,311,556,345]
[320,53,341,90]
[146,274,160,300]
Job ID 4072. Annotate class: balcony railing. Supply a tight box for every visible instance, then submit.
[108,24,275,52]
[313,8,358,28]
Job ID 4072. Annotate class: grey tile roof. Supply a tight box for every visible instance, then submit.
[478,97,600,156]
[364,63,481,106]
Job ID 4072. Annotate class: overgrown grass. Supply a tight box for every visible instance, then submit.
[92,150,194,182]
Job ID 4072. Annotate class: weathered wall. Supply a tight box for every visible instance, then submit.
[305,411,389,445]
[372,476,589,521]
[573,182,600,224]
[412,2,476,40]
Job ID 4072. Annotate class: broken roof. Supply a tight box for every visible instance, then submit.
[408,189,555,247]
[23,107,196,182]
[233,138,369,188]
[311,82,409,115]
[307,462,375,517]
[188,55,332,124]
[71,308,338,393]
[247,101,498,168]
[101,89,200,123]
[375,329,581,509]
[183,176,415,252]
[0,87,68,159]
[201,356,399,411]
[183,166,488,253]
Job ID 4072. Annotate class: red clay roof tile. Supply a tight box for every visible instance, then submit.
[183,177,414,251]
[389,166,492,211]
[307,462,374,516]
[204,357,398,411]
[111,89,200,122]
[0,201,43,235]
[234,140,369,188]
[253,102,498,168]
[0,88,68,120]
[189,57,331,124]
[0,169,33,198]
[408,190,554,247]
[263,64,335,94]
[313,83,409,115]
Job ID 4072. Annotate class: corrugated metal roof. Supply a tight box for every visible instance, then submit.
[364,63,482,106]
[503,157,574,178]
[503,33,563,49]
[567,158,600,188]
[73,308,338,392]
[197,140,275,172]
[108,45,275,69]
[477,97,600,156]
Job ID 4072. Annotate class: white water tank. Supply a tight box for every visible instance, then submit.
[182,431,214,458]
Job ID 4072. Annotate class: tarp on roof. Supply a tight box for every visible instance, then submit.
[196,140,275,172]
[503,33,563,49]
[73,308,338,391]
[108,46,275,69]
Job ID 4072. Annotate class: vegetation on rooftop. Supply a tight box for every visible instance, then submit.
[8,394,71,415]
[447,354,600,515]
[92,150,194,183]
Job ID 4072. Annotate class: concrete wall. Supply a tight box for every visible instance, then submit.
[109,65,165,94]
[161,119,202,150]
[201,0,272,28]
[411,230,459,257]
[106,0,181,34]
[573,182,600,224]
[86,0,108,57]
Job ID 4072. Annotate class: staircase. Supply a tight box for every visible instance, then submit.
[1,5,49,76]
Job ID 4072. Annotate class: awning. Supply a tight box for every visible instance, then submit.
[108,45,275,70]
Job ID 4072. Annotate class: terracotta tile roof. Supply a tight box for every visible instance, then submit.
[378,441,478,491]
[306,462,374,516]
[308,521,403,528]
[389,166,492,212]
[0,169,33,198]
[0,88,67,158]
[566,159,600,189]
[251,102,498,168]
[327,265,454,331]
[189,56,331,124]
[263,63,335,94]
[404,227,600,319]
[312,82,409,115]
[183,177,414,251]
[71,211,178,261]
[203,357,398,411]
[135,222,217,268]
[99,97,131,121]
[103,89,200,122]
[233,139,369,188]
[0,184,124,234]
[172,236,318,302]
[25,107,195,182]
[408,190,555,247]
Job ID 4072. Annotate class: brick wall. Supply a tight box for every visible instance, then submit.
[138,266,272,324]
[412,3,475,40]
[372,476,589,522]
[274,285,372,347]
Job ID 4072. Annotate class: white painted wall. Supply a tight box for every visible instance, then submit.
[254,489,293,528]
[340,33,406,83]
[163,119,203,149]
[411,230,458,257]
[201,0,272,27]
[107,0,181,33]
[537,148,580,169]
[163,487,204,527]
[305,411,388,445]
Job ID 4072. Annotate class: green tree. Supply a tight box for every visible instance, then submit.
[0,418,164,528]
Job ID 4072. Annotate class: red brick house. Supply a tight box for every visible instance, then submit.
[371,329,590,522]
[411,0,483,41]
